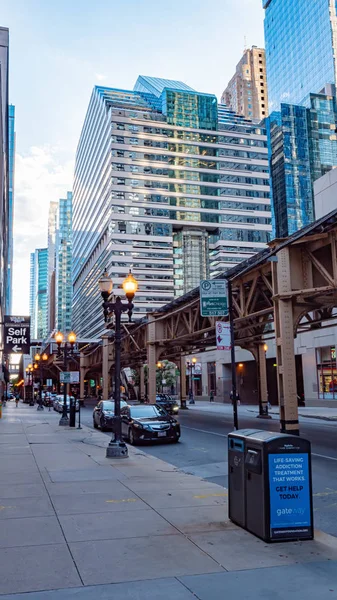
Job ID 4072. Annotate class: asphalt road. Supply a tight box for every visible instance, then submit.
[80,404,337,537]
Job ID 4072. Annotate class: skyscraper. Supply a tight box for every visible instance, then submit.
[0,27,9,319]
[73,76,271,338]
[263,0,337,111]
[55,192,72,333]
[266,93,337,237]
[47,201,58,332]
[221,46,268,121]
[7,104,15,314]
[29,248,48,339]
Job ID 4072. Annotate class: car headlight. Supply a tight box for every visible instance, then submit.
[133,422,143,429]
[173,406,179,411]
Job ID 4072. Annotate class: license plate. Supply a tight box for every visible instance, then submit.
[158,431,167,437]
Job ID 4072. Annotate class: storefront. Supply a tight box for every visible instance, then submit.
[316,346,337,400]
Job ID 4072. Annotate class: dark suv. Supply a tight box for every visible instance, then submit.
[155,394,179,415]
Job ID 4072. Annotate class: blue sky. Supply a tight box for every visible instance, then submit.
[1,0,265,313]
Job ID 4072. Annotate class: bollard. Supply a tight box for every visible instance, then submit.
[77,400,82,429]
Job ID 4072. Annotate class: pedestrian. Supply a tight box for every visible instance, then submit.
[230,390,240,405]
[15,392,20,408]
[210,390,214,402]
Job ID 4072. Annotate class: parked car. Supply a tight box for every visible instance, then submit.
[156,394,179,415]
[93,400,128,431]
[54,395,79,412]
[121,404,180,445]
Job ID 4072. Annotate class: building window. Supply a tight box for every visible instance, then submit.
[316,346,337,399]
[207,362,216,395]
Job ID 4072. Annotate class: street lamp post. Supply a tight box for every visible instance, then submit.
[55,331,77,426]
[157,361,164,393]
[187,357,197,404]
[34,352,48,411]
[98,269,138,459]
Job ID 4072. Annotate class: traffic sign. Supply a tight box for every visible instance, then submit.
[4,316,30,354]
[60,371,79,384]
[216,321,231,351]
[200,280,228,317]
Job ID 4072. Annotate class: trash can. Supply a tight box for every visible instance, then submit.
[228,430,313,543]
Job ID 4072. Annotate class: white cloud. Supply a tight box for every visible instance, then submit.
[12,146,74,315]
[95,73,108,82]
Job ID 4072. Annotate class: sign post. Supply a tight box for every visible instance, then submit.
[4,316,31,355]
[200,280,228,317]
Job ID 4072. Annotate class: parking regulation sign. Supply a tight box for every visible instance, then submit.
[4,315,31,354]
[216,321,231,351]
[200,280,228,317]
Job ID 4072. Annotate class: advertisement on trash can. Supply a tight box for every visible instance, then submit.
[268,453,312,540]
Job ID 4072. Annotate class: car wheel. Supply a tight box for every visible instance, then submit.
[128,428,136,445]
[93,419,98,429]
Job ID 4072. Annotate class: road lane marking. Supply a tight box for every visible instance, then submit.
[313,490,337,497]
[194,493,227,499]
[105,498,137,504]
[184,427,337,462]
[312,453,337,462]
[182,426,227,438]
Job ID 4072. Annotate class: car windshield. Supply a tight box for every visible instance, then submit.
[102,401,115,411]
[130,405,166,418]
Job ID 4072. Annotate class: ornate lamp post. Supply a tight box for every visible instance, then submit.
[34,351,49,411]
[187,357,197,404]
[156,361,164,394]
[98,269,138,458]
[55,331,77,426]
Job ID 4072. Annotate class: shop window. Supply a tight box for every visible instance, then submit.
[316,346,337,399]
[207,362,216,395]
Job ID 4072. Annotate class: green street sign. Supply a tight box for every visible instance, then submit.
[200,280,228,317]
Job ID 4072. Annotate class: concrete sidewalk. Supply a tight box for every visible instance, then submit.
[0,402,336,599]
[190,401,337,421]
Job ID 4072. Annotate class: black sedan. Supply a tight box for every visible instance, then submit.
[156,394,179,415]
[121,404,180,445]
[93,400,128,431]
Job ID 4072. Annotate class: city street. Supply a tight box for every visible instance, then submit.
[81,403,337,537]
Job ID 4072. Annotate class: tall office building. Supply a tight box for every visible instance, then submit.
[47,201,58,332]
[0,28,9,317]
[263,0,337,111]
[29,248,48,339]
[73,75,271,338]
[266,93,337,238]
[221,46,268,121]
[6,104,15,314]
[55,192,72,333]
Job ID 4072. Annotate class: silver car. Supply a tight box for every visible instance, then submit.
[54,395,79,412]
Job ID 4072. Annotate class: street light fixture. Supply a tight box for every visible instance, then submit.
[98,268,138,458]
[187,357,197,405]
[34,351,49,410]
[55,331,77,426]
[156,361,164,393]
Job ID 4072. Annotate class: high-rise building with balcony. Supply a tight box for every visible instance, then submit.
[47,201,58,332]
[263,0,337,111]
[221,46,268,121]
[266,93,337,238]
[29,248,48,339]
[6,104,15,314]
[55,192,72,333]
[0,27,9,321]
[73,75,271,338]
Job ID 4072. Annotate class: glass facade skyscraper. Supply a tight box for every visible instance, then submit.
[266,93,337,238]
[264,0,337,111]
[6,104,15,314]
[55,192,72,333]
[29,248,48,339]
[73,75,271,338]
